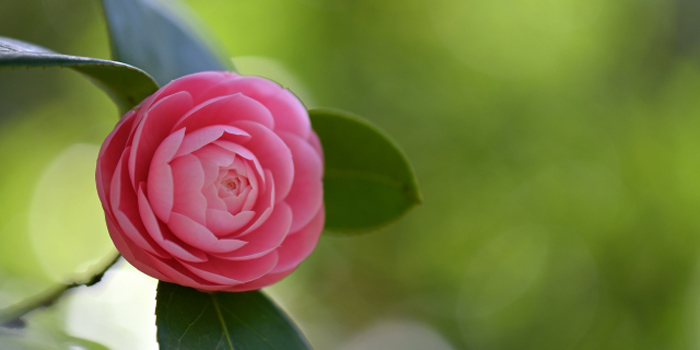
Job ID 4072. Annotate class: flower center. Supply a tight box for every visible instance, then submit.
[218,169,249,197]
[222,178,238,191]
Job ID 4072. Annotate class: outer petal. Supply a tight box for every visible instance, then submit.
[279,131,324,232]
[152,71,230,105]
[272,207,325,273]
[147,256,223,290]
[207,76,310,137]
[105,215,168,281]
[183,251,279,284]
[129,91,193,187]
[96,111,136,204]
[174,93,274,131]
[110,151,169,258]
[222,268,296,292]
[307,130,324,162]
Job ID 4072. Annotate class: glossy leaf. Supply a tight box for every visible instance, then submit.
[0,36,158,115]
[309,108,421,232]
[101,0,232,86]
[156,282,311,350]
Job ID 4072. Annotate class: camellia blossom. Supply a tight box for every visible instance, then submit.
[96,72,324,291]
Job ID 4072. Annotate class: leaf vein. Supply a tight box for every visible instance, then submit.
[210,295,235,350]
[218,298,280,349]
[177,303,208,349]
[325,168,417,198]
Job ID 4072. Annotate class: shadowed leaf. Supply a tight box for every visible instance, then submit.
[101,0,233,86]
[0,36,158,114]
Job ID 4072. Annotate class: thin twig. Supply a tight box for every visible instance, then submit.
[0,254,121,327]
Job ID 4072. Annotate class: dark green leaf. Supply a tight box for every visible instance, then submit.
[309,108,421,232]
[0,36,158,115]
[101,0,233,85]
[156,282,311,350]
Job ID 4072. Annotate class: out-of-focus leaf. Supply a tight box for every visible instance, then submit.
[0,303,110,350]
[309,108,421,232]
[155,282,311,350]
[101,0,232,86]
[0,36,158,115]
[29,144,116,283]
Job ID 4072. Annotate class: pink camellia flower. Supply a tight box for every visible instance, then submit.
[96,72,324,291]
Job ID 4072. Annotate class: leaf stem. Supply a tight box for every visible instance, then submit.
[0,254,122,328]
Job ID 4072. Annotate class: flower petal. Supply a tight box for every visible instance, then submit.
[97,111,136,204]
[138,185,208,262]
[110,151,169,258]
[217,202,292,260]
[147,256,224,290]
[174,93,275,131]
[272,206,325,273]
[105,215,168,281]
[209,76,309,137]
[153,71,230,105]
[148,128,186,222]
[171,154,207,224]
[184,251,279,284]
[129,91,193,186]
[239,170,275,236]
[224,268,295,292]
[168,212,247,253]
[279,131,324,232]
[234,121,294,200]
[206,209,255,237]
[175,125,250,157]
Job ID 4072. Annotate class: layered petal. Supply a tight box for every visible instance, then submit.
[205,75,310,137]
[129,91,193,187]
[279,131,324,232]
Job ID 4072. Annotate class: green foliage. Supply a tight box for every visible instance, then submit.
[309,108,421,232]
[156,282,310,350]
[101,0,233,86]
[0,36,157,115]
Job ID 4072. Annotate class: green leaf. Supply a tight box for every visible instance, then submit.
[309,108,421,232]
[156,282,310,350]
[101,0,233,86]
[0,36,158,115]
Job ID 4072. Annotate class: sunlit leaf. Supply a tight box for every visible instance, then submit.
[101,0,233,85]
[156,282,311,350]
[309,108,421,232]
[0,36,158,115]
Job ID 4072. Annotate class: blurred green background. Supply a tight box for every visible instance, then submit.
[3,0,700,349]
